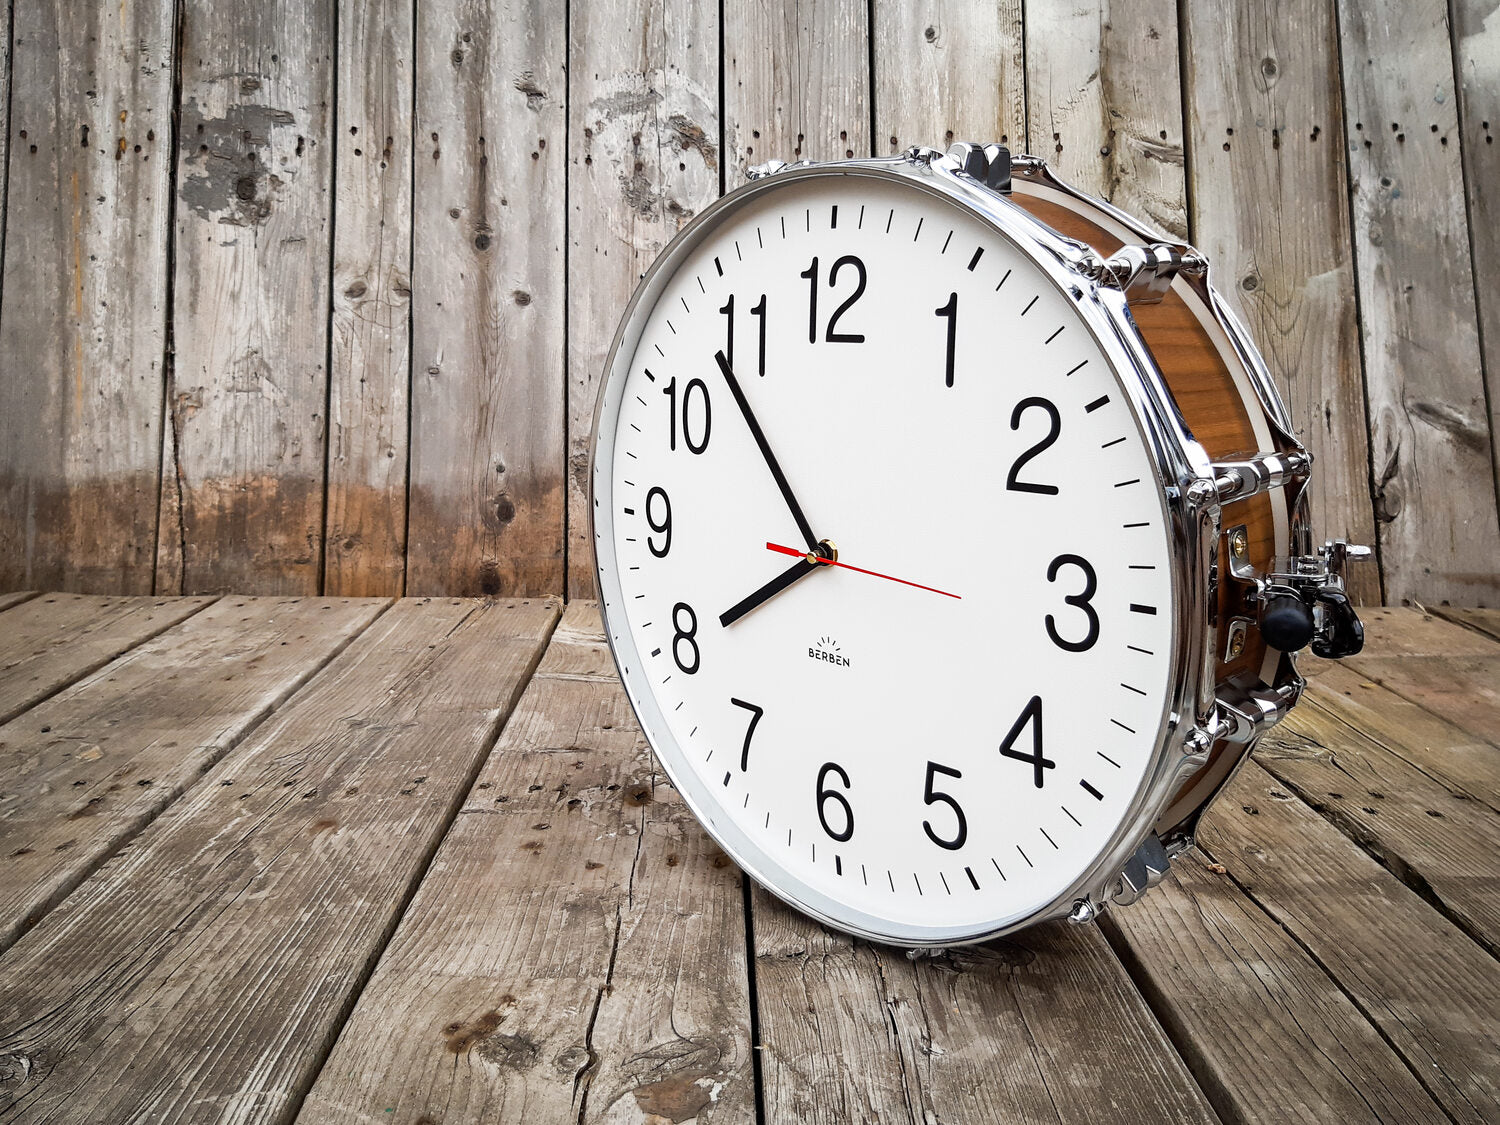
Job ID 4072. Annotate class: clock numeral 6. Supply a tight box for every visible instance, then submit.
[816,762,854,842]
[922,761,968,850]
[999,695,1054,788]
[1046,553,1099,652]
[645,486,672,558]
[663,376,711,454]
[672,602,700,675]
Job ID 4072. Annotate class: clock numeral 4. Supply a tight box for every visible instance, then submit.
[672,602,701,674]
[922,761,968,850]
[800,255,867,344]
[816,762,855,842]
[1007,397,1060,495]
[730,697,764,771]
[664,376,712,454]
[1045,553,1099,652]
[999,695,1054,788]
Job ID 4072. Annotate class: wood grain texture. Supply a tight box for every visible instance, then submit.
[323,0,414,597]
[1182,0,1380,604]
[1334,0,1500,604]
[1433,605,1500,644]
[1256,702,1500,955]
[0,596,558,1123]
[752,888,1218,1123]
[725,0,870,189]
[1104,850,1448,1125]
[405,0,566,598]
[302,603,754,1123]
[565,0,720,599]
[0,595,386,956]
[1338,607,1500,746]
[0,0,174,594]
[155,0,334,595]
[0,594,212,724]
[1024,0,1187,239]
[1451,0,1500,513]
[872,0,1024,158]
[0,592,37,614]
[1200,761,1500,1123]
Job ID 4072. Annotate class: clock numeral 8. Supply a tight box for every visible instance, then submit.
[672,602,700,675]
[816,762,854,842]
[1045,553,1099,652]
[646,486,672,557]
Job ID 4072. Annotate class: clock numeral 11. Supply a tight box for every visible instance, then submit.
[719,294,767,376]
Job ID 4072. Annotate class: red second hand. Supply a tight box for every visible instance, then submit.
[766,541,962,600]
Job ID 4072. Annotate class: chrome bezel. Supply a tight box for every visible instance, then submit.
[589,155,1217,946]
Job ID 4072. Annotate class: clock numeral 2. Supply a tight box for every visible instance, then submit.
[999,695,1054,788]
[816,762,854,842]
[664,376,712,454]
[1007,397,1060,495]
[730,697,763,771]
[800,255,867,344]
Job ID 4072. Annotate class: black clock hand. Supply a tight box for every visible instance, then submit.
[719,554,823,628]
[714,350,818,552]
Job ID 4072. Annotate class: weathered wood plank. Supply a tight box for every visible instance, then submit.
[1452,0,1500,505]
[0,595,387,955]
[1256,703,1500,956]
[1200,761,1500,1122]
[1433,606,1500,644]
[1302,662,1500,818]
[0,594,212,725]
[0,596,558,1122]
[406,0,566,598]
[301,603,753,1123]
[565,0,720,599]
[1104,850,1448,1125]
[0,592,37,614]
[752,887,1218,1123]
[872,1,1023,159]
[155,0,335,594]
[1334,0,1500,604]
[1182,0,1380,602]
[1025,0,1186,239]
[725,0,870,189]
[0,0,174,594]
[323,0,414,597]
[1338,607,1500,746]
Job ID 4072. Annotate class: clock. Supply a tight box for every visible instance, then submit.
[589,143,1366,946]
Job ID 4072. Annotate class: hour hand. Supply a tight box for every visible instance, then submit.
[719,555,821,627]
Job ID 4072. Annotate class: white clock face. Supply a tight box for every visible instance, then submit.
[594,170,1177,942]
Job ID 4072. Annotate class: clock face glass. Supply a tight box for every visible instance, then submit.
[594,170,1176,941]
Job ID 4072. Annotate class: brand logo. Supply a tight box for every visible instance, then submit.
[809,635,851,668]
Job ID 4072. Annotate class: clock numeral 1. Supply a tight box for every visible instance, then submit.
[816,762,854,842]
[720,293,768,376]
[934,291,957,387]
[664,376,712,454]
[730,697,764,771]
[922,761,968,850]
[999,695,1054,788]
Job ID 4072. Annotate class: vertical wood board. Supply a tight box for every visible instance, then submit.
[324,0,415,597]
[406,0,566,598]
[0,0,175,594]
[156,0,335,594]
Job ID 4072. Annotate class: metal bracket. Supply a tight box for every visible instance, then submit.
[1212,451,1311,505]
[1089,243,1208,305]
[944,141,1013,193]
[1110,833,1172,906]
[1224,524,1371,659]
[1215,678,1301,744]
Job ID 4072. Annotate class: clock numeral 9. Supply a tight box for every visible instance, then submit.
[922,761,967,850]
[799,255,867,344]
[730,697,763,771]
[816,762,854,842]
[999,695,1054,788]
[645,486,671,558]
[663,376,712,454]
[1046,554,1099,652]
[1007,397,1060,495]
[672,602,700,674]
[719,293,768,376]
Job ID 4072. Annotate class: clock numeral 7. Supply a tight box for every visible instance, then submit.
[729,697,763,771]
[799,255,867,344]
[999,695,1054,788]
[719,293,768,376]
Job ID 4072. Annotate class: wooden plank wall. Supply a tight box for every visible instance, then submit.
[1,1,1497,606]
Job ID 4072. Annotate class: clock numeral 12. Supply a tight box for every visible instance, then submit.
[800,255,867,344]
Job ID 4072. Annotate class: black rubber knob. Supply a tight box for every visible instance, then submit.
[1260,594,1316,651]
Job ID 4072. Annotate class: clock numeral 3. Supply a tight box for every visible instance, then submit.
[999,695,1054,788]
[800,254,868,344]
[922,761,968,850]
[816,762,855,842]
[672,602,701,675]
[645,486,672,558]
[664,376,712,454]
[730,697,764,771]
[1007,397,1060,495]
[1045,554,1099,652]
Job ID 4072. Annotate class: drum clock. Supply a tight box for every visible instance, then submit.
[589,143,1366,945]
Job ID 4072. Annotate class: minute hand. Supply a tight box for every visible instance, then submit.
[714,350,818,552]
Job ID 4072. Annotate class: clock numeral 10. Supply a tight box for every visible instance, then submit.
[719,293,768,376]
[816,762,855,842]
[799,255,868,344]
[663,376,712,454]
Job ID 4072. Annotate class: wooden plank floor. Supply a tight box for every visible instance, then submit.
[1,600,1497,1123]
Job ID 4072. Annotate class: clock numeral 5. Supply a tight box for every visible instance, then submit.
[1045,554,1099,652]
[999,695,1054,788]
[816,762,854,842]
[672,602,701,674]
[719,293,768,376]
[730,697,764,771]
[800,255,867,344]
[922,761,968,850]
[664,376,712,454]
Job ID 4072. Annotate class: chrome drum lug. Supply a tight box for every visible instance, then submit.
[1110,833,1171,907]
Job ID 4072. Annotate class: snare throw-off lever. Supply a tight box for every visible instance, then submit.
[1225,526,1371,658]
